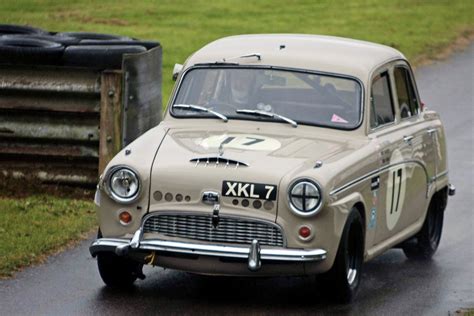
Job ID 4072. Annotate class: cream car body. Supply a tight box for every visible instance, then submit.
[90,34,454,301]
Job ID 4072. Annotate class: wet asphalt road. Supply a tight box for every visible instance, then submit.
[1,44,473,316]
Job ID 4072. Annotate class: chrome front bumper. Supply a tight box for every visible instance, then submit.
[90,229,327,271]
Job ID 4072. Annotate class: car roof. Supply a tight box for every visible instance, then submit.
[184,34,406,82]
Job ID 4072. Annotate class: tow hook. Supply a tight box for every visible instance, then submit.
[144,251,157,266]
[248,239,261,271]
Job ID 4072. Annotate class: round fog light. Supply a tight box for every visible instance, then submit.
[119,211,132,225]
[299,226,312,239]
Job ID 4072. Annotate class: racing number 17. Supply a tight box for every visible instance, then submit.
[390,169,403,214]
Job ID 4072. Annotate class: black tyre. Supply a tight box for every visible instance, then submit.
[96,229,142,288]
[62,45,146,69]
[402,198,444,259]
[0,38,64,65]
[56,32,132,41]
[320,209,364,303]
[0,24,47,35]
[1,34,80,46]
[97,252,142,288]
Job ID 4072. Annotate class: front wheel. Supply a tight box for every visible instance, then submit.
[320,208,364,303]
[96,229,143,288]
[97,252,142,288]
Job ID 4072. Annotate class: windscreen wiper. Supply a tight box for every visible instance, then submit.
[173,104,228,122]
[236,109,297,128]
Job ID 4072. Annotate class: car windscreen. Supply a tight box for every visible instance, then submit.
[171,67,362,129]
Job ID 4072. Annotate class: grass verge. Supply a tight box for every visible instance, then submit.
[0,195,95,278]
[0,0,472,105]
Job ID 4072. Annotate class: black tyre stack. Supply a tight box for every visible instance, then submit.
[0,24,159,68]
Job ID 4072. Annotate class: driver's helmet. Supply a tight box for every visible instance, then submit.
[229,70,255,105]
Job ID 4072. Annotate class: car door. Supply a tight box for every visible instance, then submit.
[368,67,416,244]
[392,63,435,220]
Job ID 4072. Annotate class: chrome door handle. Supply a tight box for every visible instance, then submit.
[427,128,437,135]
[403,135,414,144]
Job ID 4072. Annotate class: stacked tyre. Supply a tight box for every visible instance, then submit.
[0,24,159,68]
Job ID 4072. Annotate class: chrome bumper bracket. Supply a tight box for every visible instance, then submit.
[248,239,261,271]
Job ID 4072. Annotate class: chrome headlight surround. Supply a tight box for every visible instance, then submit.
[103,165,141,204]
[288,179,323,217]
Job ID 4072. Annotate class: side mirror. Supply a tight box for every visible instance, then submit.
[172,63,183,81]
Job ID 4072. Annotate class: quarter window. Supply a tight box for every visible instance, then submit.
[394,67,419,118]
[370,72,395,128]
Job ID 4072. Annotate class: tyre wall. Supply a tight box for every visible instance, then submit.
[0,24,162,186]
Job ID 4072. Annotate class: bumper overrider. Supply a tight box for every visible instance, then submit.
[90,228,327,272]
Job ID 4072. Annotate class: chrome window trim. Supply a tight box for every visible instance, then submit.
[393,65,421,121]
[368,70,397,132]
[167,64,365,131]
[369,120,397,133]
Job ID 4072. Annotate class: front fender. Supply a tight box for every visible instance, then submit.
[97,124,168,237]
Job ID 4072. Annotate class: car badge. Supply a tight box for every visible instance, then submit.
[202,191,219,205]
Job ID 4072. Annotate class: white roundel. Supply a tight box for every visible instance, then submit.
[200,134,281,151]
[385,149,407,230]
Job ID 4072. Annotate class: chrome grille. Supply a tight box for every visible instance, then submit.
[143,214,284,247]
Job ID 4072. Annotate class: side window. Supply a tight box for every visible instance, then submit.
[370,72,395,129]
[394,67,419,118]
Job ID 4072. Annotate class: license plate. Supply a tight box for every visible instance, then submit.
[222,180,277,200]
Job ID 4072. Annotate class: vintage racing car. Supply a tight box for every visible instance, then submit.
[90,34,455,302]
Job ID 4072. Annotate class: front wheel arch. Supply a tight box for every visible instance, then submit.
[353,201,366,234]
[319,207,365,303]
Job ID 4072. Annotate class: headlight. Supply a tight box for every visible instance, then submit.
[288,179,323,216]
[105,166,140,203]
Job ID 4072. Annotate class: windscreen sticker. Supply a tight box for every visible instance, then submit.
[331,114,348,123]
[200,134,281,151]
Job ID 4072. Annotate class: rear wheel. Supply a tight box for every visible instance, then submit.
[320,208,364,303]
[402,198,444,259]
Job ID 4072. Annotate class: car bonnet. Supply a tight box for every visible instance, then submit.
[147,125,357,221]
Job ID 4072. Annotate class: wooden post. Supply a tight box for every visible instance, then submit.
[99,70,123,174]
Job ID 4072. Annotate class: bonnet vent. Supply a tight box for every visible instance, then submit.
[190,156,249,168]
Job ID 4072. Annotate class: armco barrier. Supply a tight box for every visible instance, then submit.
[0,30,162,186]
